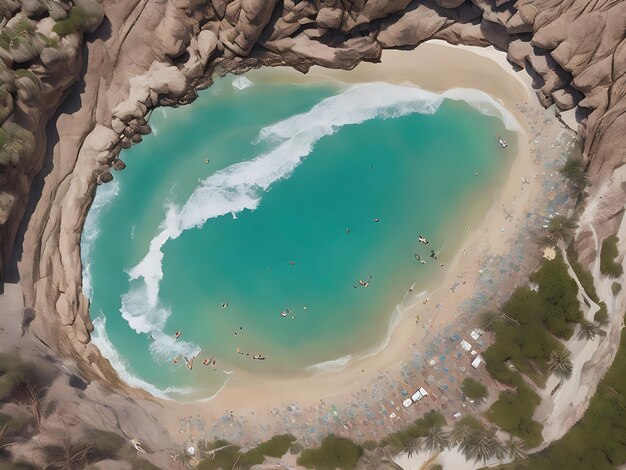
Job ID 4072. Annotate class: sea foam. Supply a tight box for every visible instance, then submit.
[232,76,254,90]
[120,82,520,365]
[81,180,120,300]
[91,316,196,399]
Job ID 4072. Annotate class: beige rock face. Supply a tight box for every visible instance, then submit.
[0,0,625,462]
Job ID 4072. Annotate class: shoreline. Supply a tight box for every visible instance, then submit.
[149,42,570,444]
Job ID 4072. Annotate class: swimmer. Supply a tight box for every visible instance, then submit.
[204,159,210,164]
[374,218,380,223]
[346,228,350,234]
[418,235,429,244]
[415,253,421,261]
[184,356,194,371]
[359,280,366,286]
[430,250,437,259]
[202,358,210,366]
[172,355,181,365]
[289,261,295,266]
[475,171,479,177]
[222,302,229,309]
[174,331,181,340]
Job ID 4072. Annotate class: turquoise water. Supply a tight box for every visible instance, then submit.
[83,74,516,399]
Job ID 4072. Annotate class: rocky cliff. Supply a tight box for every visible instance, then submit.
[0,0,624,456]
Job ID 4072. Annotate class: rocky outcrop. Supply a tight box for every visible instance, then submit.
[0,0,624,459]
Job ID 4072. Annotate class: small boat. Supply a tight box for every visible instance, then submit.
[497,136,508,148]
[280,310,288,317]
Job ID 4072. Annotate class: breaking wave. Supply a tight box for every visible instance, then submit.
[232,76,254,90]
[91,316,196,399]
[120,82,520,365]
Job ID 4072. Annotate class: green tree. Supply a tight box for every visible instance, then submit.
[461,378,488,400]
[600,234,623,277]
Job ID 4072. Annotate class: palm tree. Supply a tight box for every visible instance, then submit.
[578,319,605,340]
[449,422,473,449]
[478,310,501,332]
[420,426,449,453]
[547,349,573,379]
[463,433,507,463]
[559,155,589,205]
[401,438,421,458]
[505,436,527,461]
[545,215,576,244]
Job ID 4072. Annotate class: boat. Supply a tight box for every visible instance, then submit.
[497,136,508,148]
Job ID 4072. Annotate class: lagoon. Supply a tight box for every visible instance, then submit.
[83,74,515,399]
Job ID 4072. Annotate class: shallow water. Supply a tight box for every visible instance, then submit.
[83,75,515,399]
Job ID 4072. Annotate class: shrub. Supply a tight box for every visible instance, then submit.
[52,6,87,37]
[254,434,296,458]
[488,383,543,448]
[297,435,363,470]
[594,301,609,325]
[600,234,623,278]
[461,377,488,400]
[0,122,35,167]
[613,282,622,296]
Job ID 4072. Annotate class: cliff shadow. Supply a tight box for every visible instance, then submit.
[6,36,94,283]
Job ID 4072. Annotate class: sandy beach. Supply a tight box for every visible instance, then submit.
[152,41,573,447]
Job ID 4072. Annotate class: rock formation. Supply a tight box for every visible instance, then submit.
[0,0,625,462]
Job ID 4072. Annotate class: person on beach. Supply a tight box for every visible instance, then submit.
[184,356,194,371]
[174,331,181,340]
[202,357,210,366]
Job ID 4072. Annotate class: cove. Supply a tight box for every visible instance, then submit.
[82,74,516,400]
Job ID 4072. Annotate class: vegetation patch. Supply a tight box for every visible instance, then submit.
[52,6,87,37]
[600,234,623,278]
[612,282,622,296]
[297,435,363,470]
[497,313,626,469]
[488,382,543,448]
[594,301,609,325]
[461,377,488,400]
